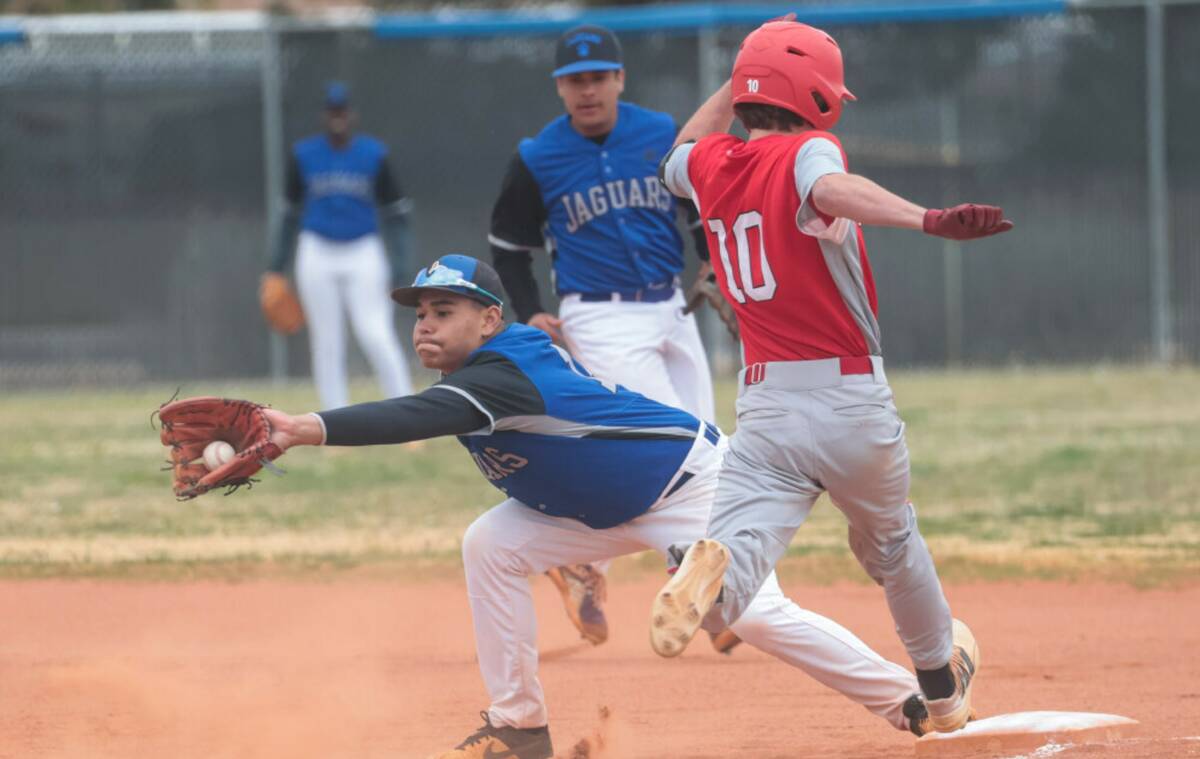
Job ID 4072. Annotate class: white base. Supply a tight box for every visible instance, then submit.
[915,711,1140,757]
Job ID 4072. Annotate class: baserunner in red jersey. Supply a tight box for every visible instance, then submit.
[650,20,1012,734]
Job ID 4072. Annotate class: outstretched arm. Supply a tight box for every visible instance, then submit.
[812,173,1013,240]
[811,173,926,230]
[262,388,488,451]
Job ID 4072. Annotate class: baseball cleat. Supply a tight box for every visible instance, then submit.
[430,711,553,759]
[925,619,981,733]
[708,628,743,655]
[545,564,608,645]
[649,539,730,658]
[905,692,977,737]
[904,693,933,737]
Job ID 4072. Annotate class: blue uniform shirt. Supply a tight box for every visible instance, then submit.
[518,102,685,294]
[441,324,706,529]
[293,134,388,241]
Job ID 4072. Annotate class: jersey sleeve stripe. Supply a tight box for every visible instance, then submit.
[307,412,328,445]
[487,233,542,252]
[427,384,497,433]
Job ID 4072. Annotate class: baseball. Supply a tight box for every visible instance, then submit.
[202,440,236,471]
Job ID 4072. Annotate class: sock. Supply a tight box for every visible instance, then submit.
[916,664,955,700]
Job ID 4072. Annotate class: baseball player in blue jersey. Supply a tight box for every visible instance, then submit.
[258,254,941,759]
[489,25,731,650]
[265,82,414,410]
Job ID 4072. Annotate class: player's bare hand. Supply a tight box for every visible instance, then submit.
[923,204,1014,241]
[262,408,324,450]
[767,11,797,23]
[528,312,565,344]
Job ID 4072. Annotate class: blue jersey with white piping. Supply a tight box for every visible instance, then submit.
[518,102,684,294]
[437,323,706,528]
[293,134,387,241]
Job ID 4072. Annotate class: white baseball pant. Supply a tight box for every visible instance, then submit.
[700,357,954,671]
[294,231,412,410]
[559,290,715,424]
[460,430,921,731]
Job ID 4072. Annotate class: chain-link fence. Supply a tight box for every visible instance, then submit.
[2,2,1197,388]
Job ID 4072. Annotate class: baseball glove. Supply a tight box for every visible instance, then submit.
[683,273,739,341]
[259,273,305,335]
[157,396,284,500]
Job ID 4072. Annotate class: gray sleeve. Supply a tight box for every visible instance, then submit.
[658,141,697,200]
[794,137,847,231]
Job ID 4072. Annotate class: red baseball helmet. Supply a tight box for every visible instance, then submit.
[731,21,855,131]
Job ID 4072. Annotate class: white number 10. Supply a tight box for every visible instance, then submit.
[707,211,777,303]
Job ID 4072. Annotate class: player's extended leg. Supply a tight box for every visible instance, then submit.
[704,422,825,631]
[814,378,975,733]
[652,441,933,735]
[730,572,926,732]
[294,232,350,410]
[451,499,648,758]
[342,235,412,399]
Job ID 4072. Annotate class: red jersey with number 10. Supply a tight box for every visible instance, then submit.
[684,132,881,366]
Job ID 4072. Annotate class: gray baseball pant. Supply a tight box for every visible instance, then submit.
[699,356,954,671]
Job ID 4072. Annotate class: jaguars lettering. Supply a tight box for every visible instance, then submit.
[560,176,671,233]
[471,447,529,481]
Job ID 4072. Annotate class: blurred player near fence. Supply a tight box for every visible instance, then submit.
[487,24,737,651]
[262,82,414,410]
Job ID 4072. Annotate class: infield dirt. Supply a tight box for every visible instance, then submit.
[1,577,1197,758]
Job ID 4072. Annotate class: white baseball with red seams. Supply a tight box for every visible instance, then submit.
[202,441,235,471]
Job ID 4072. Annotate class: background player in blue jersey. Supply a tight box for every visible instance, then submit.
[264,82,414,410]
[255,254,940,759]
[488,25,733,650]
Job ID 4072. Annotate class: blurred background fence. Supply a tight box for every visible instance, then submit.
[2,0,1198,388]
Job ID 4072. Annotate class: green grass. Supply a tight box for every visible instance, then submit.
[1,366,1199,583]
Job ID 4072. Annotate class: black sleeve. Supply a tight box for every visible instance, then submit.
[285,154,304,206]
[490,151,549,322]
[681,200,709,262]
[315,351,545,446]
[317,386,488,446]
[490,151,546,250]
[269,153,304,272]
[374,156,412,214]
[492,248,545,323]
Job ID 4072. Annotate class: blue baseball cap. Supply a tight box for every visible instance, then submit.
[392,255,505,308]
[324,81,350,109]
[552,25,623,78]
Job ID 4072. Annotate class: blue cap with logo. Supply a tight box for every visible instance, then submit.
[324,81,351,109]
[392,254,506,308]
[552,24,623,78]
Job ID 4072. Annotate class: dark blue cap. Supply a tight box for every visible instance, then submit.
[324,81,350,109]
[553,24,623,78]
[392,254,505,308]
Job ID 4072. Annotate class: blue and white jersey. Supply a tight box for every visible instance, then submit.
[291,134,391,241]
[499,102,685,295]
[437,323,705,528]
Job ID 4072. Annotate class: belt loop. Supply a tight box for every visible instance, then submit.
[745,362,766,386]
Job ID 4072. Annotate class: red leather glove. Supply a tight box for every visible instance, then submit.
[923,204,1013,240]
